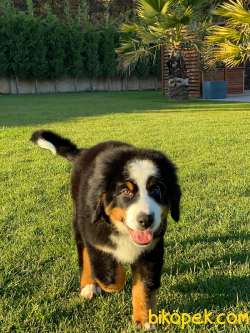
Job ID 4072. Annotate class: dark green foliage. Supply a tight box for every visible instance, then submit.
[149,51,161,77]
[134,52,160,78]
[26,0,34,16]
[65,24,84,78]
[31,18,49,80]
[6,13,36,79]
[42,15,66,79]
[0,13,54,79]
[0,11,160,80]
[99,28,118,77]
[83,30,101,78]
[134,59,151,78]
[0,15,11,76]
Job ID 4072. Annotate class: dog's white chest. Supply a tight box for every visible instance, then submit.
[110,233,146,264]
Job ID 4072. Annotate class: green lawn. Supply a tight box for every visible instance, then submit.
[0,91,249,333]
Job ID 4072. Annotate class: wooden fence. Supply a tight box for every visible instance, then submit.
[161,46,245,97]
[202,67,245,94]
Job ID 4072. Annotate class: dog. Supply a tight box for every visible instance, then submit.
[31,130,181,329]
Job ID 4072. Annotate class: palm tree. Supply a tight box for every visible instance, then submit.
[205,0,250,67]
[117,0,206,100]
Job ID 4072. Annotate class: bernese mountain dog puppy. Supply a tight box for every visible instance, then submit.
[31,130,181,330]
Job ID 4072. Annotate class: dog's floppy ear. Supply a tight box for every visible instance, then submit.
[88,193,106,224]
[87,176,109,224]
[169,184,181,222]
[156,152,181,222]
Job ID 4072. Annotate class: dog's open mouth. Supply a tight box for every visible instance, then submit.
[128,227,153,246]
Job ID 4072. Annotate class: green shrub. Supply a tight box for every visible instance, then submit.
[31,18,49,80]
[0,11,160,80]
[99,28,118,77]
[65,24,84,78]
[0,14,10,76]
[83,30,101,78]
[43,15,66,79]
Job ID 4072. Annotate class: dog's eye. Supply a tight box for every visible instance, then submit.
[120,188,134,198]
[148,184,161,197]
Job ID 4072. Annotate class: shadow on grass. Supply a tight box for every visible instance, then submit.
[174,232,250,249]
[164,251,249,276]
[160,231,250,310]
[159,275,249,311]
[0,266,42,299]
[163,231,250,273]
[0,92,249,127]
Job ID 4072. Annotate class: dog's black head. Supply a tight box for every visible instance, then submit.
[87,147,181,246]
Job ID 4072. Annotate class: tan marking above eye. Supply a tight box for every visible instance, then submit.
[126,181,134,191]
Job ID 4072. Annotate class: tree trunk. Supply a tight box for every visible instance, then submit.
[167,52,189,100]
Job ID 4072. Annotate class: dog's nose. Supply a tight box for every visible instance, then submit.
[137,213,154,229]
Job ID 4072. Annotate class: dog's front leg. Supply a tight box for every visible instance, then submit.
[131,238,164,330]
[131,270,157,330]
[88,243,126,293]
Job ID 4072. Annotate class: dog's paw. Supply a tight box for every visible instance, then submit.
[80,284,101,300]
[135,321,156,331]
[143,322,156,331]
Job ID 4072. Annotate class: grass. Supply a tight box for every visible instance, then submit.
[0,91,249,333]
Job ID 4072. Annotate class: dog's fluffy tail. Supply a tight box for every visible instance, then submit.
[31,130,81,162]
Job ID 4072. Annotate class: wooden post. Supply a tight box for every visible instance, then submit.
[161,47,201,98]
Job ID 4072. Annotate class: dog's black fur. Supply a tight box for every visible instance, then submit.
[31,130,181,328]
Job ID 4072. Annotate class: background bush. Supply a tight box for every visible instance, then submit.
[0,11,160,80]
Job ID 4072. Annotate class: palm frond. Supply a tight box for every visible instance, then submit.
[161,0,171,15]
[117,37,159,70]
[136,0,170,19]
[213,0,250,25]
[121,23,141,33]
[205,0,250,68]
[206,26,241,43]
[117,0,203,69]
[206,41,248,67]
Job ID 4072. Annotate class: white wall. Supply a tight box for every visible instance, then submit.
[0,77,160,94]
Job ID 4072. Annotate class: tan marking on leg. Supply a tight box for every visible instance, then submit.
[80,247,95,288]
[96,263,126,293]
[132,272,156,327]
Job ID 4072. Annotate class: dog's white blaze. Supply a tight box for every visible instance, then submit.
[37,138,57,155]
[126,159,162,232]
[100,159,162,263]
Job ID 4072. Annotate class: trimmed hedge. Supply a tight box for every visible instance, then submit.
[0,12,159,80]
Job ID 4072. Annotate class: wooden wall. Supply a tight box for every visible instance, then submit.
[202,67,245,94]
[161,46,245,96]
[183,49,201,97]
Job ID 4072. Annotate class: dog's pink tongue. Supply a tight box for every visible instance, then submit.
[129,228,153,245]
